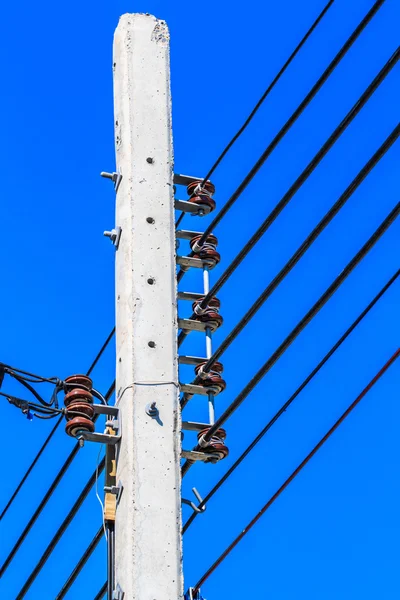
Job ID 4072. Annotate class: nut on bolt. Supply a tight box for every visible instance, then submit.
[145,402,158,417]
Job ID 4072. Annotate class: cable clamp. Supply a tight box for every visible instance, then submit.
[104,480,124,505]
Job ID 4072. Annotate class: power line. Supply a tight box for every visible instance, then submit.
[176,0,387,283]
[178,49,400,347]
[179,122,400,407]
[183,268,400,532]
[175,0,335,229]
[94,582,107,600]
[0,328,115,521]
[15,459,106,598]
[182,201,400,475]
[0,380,115,576]
[191,348,400,594]
[55,526,104,600]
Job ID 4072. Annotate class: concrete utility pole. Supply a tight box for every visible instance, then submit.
[113,13,183,599]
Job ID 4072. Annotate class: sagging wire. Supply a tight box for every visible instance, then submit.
[181,201,400,476]
[175,0,335,229]
[183,268,400,532]
[176,0,387,284]
[189,349,400,595]
[180,121,400,407]
[178,48,400,349]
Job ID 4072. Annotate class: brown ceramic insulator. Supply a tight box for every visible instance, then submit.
[64,374,93,390]
[64,387,93,408]
[187,181,216,212]
[187,180,215,196]
[64,400,95,420]
[194,363,226,393]
[195,361,224,375]
[197,427,229,461]
[65,416,95,437]
[190,233,218,249]
[193,311,223,329]
[192,296,221,312]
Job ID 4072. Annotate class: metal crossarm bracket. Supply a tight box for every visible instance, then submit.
[174,199,211,216]
[179,355,208,366]
[182,421,212,431]
[178,318,219,333]
[174,173,210,187]
[176,256,215,269]
[177,291,204,302]
[182,487,206,514]
[181,449,220,462]
[176,229,204,240]
[77,404,121,446]
[180,383,220,397]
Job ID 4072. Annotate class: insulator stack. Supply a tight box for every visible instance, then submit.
[190,234,220,267]
[64,375,95,438]
[187,180,216,213]
[195,361,226,394]
[192,296,223,331]
[197,427,229,462]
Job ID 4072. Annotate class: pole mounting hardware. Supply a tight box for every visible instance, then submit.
[104,480,124,505]
[182,487,206,514]
[112,583,125,600]
[101,169,123,192]
[104,226,122,249]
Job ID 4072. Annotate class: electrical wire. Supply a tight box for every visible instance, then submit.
[182,201,400,475]
[176,0,387,283]
[0,380,115,577]
[175,0,335,228]
[55,526,104,600]
[191,348,400,594]
[180,121,400,406]
[15,459,106,598]
[183,268,400,532]
[94,582,107,600]
[0,328,115,521]
[178,48,400,347]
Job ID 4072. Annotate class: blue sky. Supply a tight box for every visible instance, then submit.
[0,0,399,598]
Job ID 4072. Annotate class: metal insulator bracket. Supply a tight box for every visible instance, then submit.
[77,404,121,447]
[174,173,211,187]
[176,256,215,269]
[182,487,206,514]
[176,229,205,240]
[182,449,221,462]
[178,318,220,333]
[174,199,212,217]
[182,421,214,431]
[179,355,208,366]
[180,383,221,397]
[177,291,204,302]
[112,584,125,600]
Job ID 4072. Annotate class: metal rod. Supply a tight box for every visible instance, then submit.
[203,267,215,424]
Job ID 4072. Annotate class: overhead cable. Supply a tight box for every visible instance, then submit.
[176,0,387,283]
[178,48,400,347]
[182,201,400,475]
[0,328,115,522]
[180,122,400,408]
[15,459,106,598]
[55,526,104,600]
[175,0,335,229]
[192,348,400,594]
[183,268,400,532]
[0,380,115,576]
